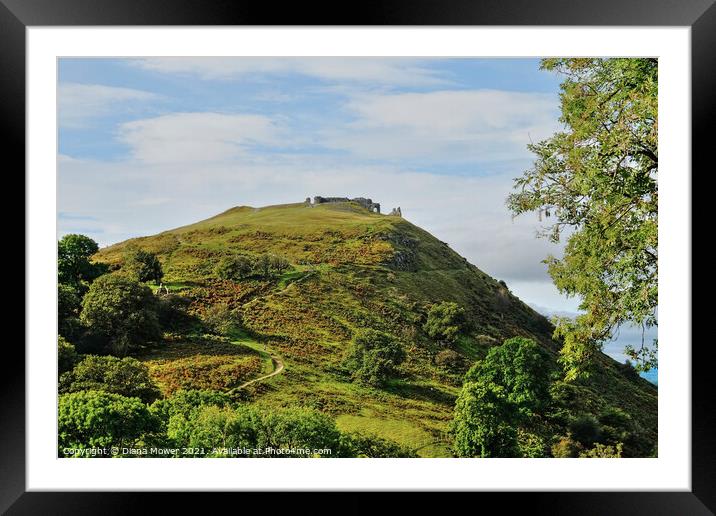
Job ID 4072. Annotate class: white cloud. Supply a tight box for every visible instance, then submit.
[117,112,281,163]
[58,82,159,128]
[132,57,450,86]
[327,89,560,162]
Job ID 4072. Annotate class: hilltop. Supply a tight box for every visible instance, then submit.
[94,200,657,456]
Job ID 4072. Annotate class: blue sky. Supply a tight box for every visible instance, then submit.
[57,57,656,364]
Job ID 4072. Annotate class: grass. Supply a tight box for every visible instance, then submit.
[95,201,658,457]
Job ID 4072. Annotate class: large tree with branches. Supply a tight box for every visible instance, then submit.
[508,58,658,379]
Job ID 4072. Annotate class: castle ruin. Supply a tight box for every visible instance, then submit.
[306,196,402,217]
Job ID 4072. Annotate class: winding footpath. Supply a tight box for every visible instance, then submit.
[236,354,285,389]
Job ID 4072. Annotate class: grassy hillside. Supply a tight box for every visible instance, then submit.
[95,201,657,456]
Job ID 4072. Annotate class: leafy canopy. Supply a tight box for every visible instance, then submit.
[423,301,466,345]
[344,328,405,387]
[58,390,158,452]
[58,234,105,286]
[59,354,162,403]
[507,58,658,378]
[123,248,164,284]
[80,274,162,356]
[453,337,553,457]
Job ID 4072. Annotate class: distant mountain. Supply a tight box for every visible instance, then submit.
[96,200,657,455]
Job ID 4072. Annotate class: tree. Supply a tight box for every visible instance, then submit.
[59,355,161,403]
[454,337,554,457]
[80,274,162,356]
[215,254,253,282]
[58,234,105,286]
[344,329,405,387]
[123,248,164,284]
[58,283,83,339]
[58,336,79,374]
[465,337,553,418]
[507,59,658,378]
[453,379,520,457]
[423,301,466,345]
[58,390,158,453]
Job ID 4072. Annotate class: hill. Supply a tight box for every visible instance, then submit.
[95,200,657,456]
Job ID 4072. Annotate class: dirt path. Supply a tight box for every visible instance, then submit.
[235,354,285,390]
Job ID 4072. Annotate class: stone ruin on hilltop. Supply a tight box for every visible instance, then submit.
[304,196,403,217]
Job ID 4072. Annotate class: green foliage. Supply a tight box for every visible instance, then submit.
[58,234,105,287]
[465,337,553,417]
[58,390,158,453]
[569,414,602,447]
[215,254,253,281]
[423,301,466,344]
[201,303,238,335]
[508,58,658,377]
[80,274,162,355]
[454,337,553,457]
[338,432,418,458]
[58,283,83,340]
[344,329,405,387]
[175,405,342,457]
[579,442,623,458]
[453,379,519,457]
[58,336,79,374]
[59,355,162,403]
[123,248,164,284]
[434,349,465,371]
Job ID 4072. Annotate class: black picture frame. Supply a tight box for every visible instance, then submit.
[5,0,709,513]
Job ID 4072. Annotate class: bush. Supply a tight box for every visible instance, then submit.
[80,274,162,355]
[215,255,253,282]
[579,442,623,458]
[59,355,162,403]
[58,390,158,453]
[58,336,79,374]
[569,414,602,447]
[176,405,341,457]
[435,349,465,371]
[423,301,466,344]
[339,432,417,458]
[344,329,405,387]
[156,293,194,330]
[122,249,164,284]
[201,303,238,335]
[551,436,583,458]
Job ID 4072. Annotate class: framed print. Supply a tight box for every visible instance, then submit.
[5,0,712,512]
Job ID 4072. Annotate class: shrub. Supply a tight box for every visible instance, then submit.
[58,336,79,374]
[579,442,623,458]
[551,436,583,458]
[423,301,466,344]
[569,414,602,447]
[59,355,162,403]
[269,255,291,274]
[122,248,164,284]
[58,390,158,453]
[201,303,238,335]
[215,255,253,282]
[80,274,162,356]
[344,329,405,387]
[435,349,465,371]
[147,354,262,395]
[339,432,417,458]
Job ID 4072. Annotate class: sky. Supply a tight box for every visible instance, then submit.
[57,57,655,364]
